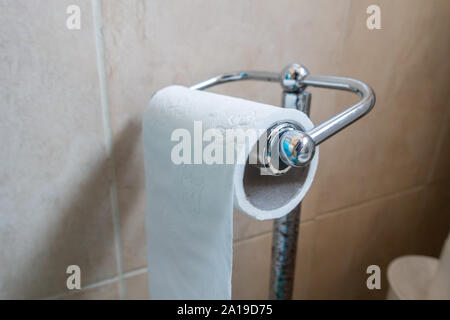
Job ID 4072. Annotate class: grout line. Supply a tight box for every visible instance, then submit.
[81,276,119,290]
[91,0,126,300]
[315,184,425,221]
[43,267,150,300]
[123,267,148,279]
[43,276,120,300]
[300,216,315,224]
[233,184,428,245]
[233,185,426,244]
[233,230,273,244]
[232,214,314,244]
[232,217,313,244]
[425,99,450,184]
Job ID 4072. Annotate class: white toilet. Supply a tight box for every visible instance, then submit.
[387,233,450,300]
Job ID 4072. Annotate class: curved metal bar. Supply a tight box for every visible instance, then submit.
[191,71,375,146]
[303,75,376,145]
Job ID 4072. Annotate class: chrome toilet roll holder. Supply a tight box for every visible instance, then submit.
[191,63,375,175]
[191,63,376,299]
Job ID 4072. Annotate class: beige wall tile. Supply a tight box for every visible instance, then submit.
[0,0,117,299]
[429,114,450,183]
[300,177,321,222]
[125,272,150,300]
[118,187,147,271]
[414,180,450,257]
[58,282,120,300]
[292,221,316,299]
[232,233,272,299]
[306,189,424,299]
[233,210,273,242]
[312,0,450,214]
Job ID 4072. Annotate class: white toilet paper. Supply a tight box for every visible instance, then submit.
[143,86,318,299]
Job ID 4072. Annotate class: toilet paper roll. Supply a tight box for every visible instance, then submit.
[143,86,318,299]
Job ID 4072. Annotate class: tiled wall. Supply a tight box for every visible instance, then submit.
[1,0,449,299]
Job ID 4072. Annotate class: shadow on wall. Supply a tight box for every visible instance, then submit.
[4,122,140,299]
